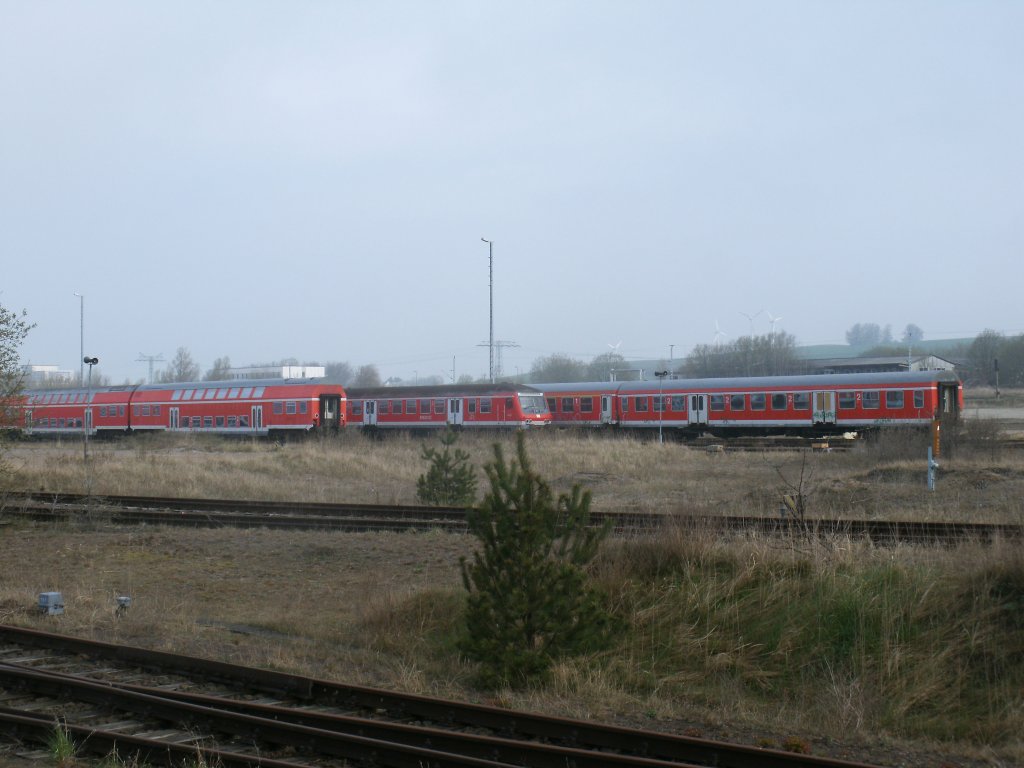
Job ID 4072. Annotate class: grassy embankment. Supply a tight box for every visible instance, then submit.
[0,424,1021,763]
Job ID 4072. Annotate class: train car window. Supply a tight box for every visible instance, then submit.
[286,401,297,415]
[201,389,214,399]
[391,400,403,415]
[133,405,140,417]
[420,399,431,413]
[216,389,229,398]
[547,398,557,412]
[581,397,594,413]
[299,402,307,414]
[181,390,194,400]
[479,398,491,413]
[792,393,810,410]
[654,396,670,412]
[771,393,787,410]
[228,388,240,398]
[58,418,65,428]
[672,395,685,411]
[621,396,629,413]
[434,399,445,414]
[914,390,925,409]
[239,387,253,398]
[228,416,237,427]
[379,401,390,415]
[172,390,182,401]
[203,416,213,428]
[216,416,225,427]
[142,405,151,417]
[862,391,880,409]
[635,396,649,412]
[561,397,575,413]
[506,397,514,408]
[352,403,363,416]
[273,402,284,414]
[252,387,265,398]
[99,407,107,417]
[467,399,476,414]
[750,393,766,411]
[407,400,418,414]
[240,415,250,427]
[838,391,856,409]
[154,405,161,416]
[710,395,726,411]
[885,391,904,409]
[729,394,744,411]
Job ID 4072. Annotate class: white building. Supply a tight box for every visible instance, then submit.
[226,365,326,380]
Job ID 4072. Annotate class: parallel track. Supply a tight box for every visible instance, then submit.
[0,625,879,768]
[2,492,1020,545]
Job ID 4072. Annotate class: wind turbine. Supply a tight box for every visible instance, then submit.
[767,311,784,334]
[713,321,727,346]
[607,341,622,355]
[740,309,763,337]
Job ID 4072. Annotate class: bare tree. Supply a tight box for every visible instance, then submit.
[352,364,382,387]
[204,356,232,381]
[528,353,588,383]
[0,303,34,428]
[159,347,200,383]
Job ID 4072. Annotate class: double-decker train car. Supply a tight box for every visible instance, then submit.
[346,383,552,430]
[537,371,962,436]
[16,378,345,437]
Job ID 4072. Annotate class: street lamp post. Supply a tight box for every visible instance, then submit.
[83,356,99,493]
[73,293,84,385]
[654,370,669,444]
[481,238,494,383]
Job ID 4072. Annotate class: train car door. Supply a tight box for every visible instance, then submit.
[364,401,377,426]
[688,394,708,425]
[169,407,179,429]
[600,395,614,425]
[251,406,263,431]
[319,395,341,429]
[938,382,960,418]
[813,392,836,425]
[448,398,463,426]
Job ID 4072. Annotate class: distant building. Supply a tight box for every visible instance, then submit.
[226,365,326,380]
[805,355,957,375]
[21,364,75,387]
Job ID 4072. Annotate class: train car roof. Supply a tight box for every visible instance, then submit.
[347,382,543,399]
[534,370,961,394]
[134,377,337,392]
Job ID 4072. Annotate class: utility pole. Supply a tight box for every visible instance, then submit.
[136,353,165,384]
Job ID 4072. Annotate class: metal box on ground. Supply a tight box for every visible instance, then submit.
[38,592,64,615]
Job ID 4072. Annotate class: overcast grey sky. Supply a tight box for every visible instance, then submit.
[3,2,1021,384]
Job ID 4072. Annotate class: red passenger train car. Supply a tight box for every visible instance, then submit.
[345,383,551,430]
[537,371,962,435]
[15,378,345,437]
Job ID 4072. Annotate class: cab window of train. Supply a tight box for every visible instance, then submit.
[771,393,787,410]
[561,397,575,412]
[635,396,649,412]
[479,398,491,413]
[434,399,445,414]
[862,391,880,409]
[885,391,904,409]
[750,393,766,411]
[672,395,685,411]
[710,395,725,411]
[914,390,925,408]
[580,397,594,413]
[792,392,810,410]
[838,391,856,409]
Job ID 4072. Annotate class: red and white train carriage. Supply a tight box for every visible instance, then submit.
[17,378,345,437]
[537,371,962,435]
[345,383,552,430]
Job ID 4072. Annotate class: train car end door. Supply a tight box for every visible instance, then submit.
[688,394,709,425]
[600,395,614,425]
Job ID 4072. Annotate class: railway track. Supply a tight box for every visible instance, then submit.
[2,492,1020,545]
[0,624,880,768]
